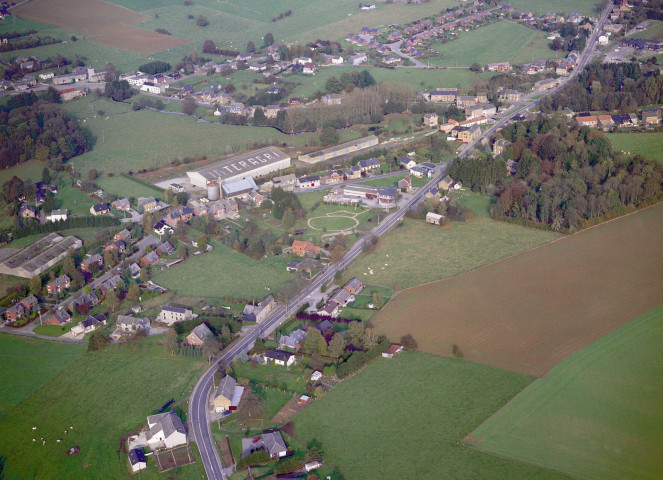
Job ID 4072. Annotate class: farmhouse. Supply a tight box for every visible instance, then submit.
[187,147,291,189]
[0,233,82,279]
[222,177,259,200]
[186,323,213,346]
[279,328,306,352]
[146,412,187,450]
[298,136,379,164]
[115,315,150,335]
[264,349,296,368]
[242,295,276,323]
[158,306,193,325]
[292,240,321,257]
[576,115,598,127]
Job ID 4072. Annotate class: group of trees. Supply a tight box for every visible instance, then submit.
[138,60,171,75]
[549,22,588,53]
[0,93,90,170]
[271,187,306,221]
[104,80,133,102]
[202,40,239,57]
[0,34,61,53]
[324,69,376,94]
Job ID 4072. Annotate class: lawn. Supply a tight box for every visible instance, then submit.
[0,335,86,418]
[293,351,570,480]
[608,132,663,164]
[151,239,292,301]
[471,304,663,480]
[500,0,601,16]
[0,159,46,185]
[345,193,560,291]
[430,21,557,67]
[632,20,663,40]
[232,361,308,395]
[0,335,206,480]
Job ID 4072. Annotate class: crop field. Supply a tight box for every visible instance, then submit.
[471,305,663,480]
[0,335,206,479]
[371,202,663,376]
[500,0,601,16]
[0,335,86,418]
[430,21,557,67]
[345,193,560,291]
[294,352,570,480]
[151,239,292,301]
[608,132,663,164]
[13,0,191,54]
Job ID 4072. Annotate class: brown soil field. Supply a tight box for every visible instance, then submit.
[371,203,663,377]
[13,0,191,55]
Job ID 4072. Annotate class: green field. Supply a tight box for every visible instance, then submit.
[471,304,663,480]
[0,335,86,417]
[151,239,292,300]
[294,351,570,480]
[608,132,663,164]
[0,335,206,480]
[344,193,560,290]
[501,0,601,16]
[632,20,663,40]
[430,21,557,67]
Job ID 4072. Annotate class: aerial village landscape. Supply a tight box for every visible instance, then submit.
[0,0,661,479]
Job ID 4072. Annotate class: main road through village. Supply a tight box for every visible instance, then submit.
[190,5,611,478]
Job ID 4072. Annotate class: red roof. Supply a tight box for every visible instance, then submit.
[59,88,77,94]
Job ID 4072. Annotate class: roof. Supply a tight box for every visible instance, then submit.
[188,147,289,183]
[128,448,146,466]
[146,412,186,441]
[345,277,362,291]
[163,305,187,314]
[265,349,294,362]
[261,431,287,456]
[317,319,334,333]
[222,177,258,196]
[281,328,306,348]
[215,375,237,402]
[92,203,110,213]
[190,323,213,341]
[117,315,149,328]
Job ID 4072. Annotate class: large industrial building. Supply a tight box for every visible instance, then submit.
[298,135,379,164]
[0,233,82,278]
[186,147,291,189]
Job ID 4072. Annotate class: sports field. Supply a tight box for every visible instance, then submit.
[608,132,663,164]
[370,202,663,376]
[471,305,663,480]
[150,239,292,300]
[0,335,205,479]
[500,0,601,16]
[430,21,557,67]
[294,352,570,480]
[13,0,190,54]
[0,335,86,418]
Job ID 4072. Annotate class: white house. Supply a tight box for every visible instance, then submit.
[128,449,147,472]
[39,72,54,80]
[46,209,68,222]
[140,82,164,94]
[264,349,296,368]
[158,306,193,325]
[311,370,323,382]
[146,412,187,450]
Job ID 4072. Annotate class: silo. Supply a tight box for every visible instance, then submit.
[207,182,220,201]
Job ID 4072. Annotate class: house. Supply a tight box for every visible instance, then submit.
[114,229,131,243]
[186,323,213,346]
[72,291,99,312]
[311,370,323,382]
[486,62,511,72]
[19,204,37,219]
[159,306,193,325]
[153,220,174,236]
[499,89,522,102]
[455,124,481,143]
[20,295,39,314]
[576,115,598,127]
[261,431,288,458]
[318,301,339,317]
[344,277,363,295]
[81,253,103,272]
[170,183,185,193]
[297,176,321,189]
[242,295,276,323]
[271,173,297,192]
[642,108,662,125]
[156,241,175,256]
[322,94,342,105]
[47,275,71,295]
[506,159,519,175]
[137,196,158,213]
[430,89,457,103]
[264,349,296,368]
[398,176,412,191]
[493,138,510,156]
[409,166,428,178]
[349,53,367,65]
[128,449,147,472]
[115,315,150,337]
[90,203,110,216]
[532,78,557,92]
[302,63,316,74]
[286,261,301,272]
[58,88,86,101]
[423,112,439,128]
[279,328,306,352]
[292,240,321,257]
[426,212,444,225]
[598,115,614,130]
[140,251,159,266]
[44,308,71,326]
[146,412,187,450]
[5,303,25,322]
[44,208,68,223]
[99,274,123,296]
[399,156,417,169]
[439,175,454,190]
[112,198,131,211]
[382,344,404,358]
[214,375,237,413]
[358,157,381,172]
[105,240,126,254]
[316,319,335,335]
[70,314,107,337]
[248,190,264,206]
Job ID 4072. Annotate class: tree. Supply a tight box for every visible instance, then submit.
[319,126,339,145]
[42,192,56,214]
[469,63,482,72]
[87,169,98,181]
[46,86,61,104]
[363,327,377,350]
[330,244,346,264]
[104,250,118,268]
[253,107,267,126]
[401,334,418,351]
[348,321,364,348]
[246,41,256,53]
[358,70,376,88]
[196,15,209,27]
[142,212,154,230]
[281,207,295,230]
[202,336,220,359]
[127,280,140,301]
[164,188,175,205]
[196,234,207,252]
[105,289,120,312]
[304,328,324,354]
[263,32,274,46]
[307,438,324,461]
[313,386,323,398]
[41,168,51,184]
[87,330,111,352]
[328,332,346,358]
[252,337,267,354]
[325,76,343,94]
[164,328,178,355]
[182,96,196,115]
[62,255,76,276]
[177,244,187,258]
[29,275,41,294]
[176,191,189,205]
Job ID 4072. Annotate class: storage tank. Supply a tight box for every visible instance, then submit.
[207,182,220,201]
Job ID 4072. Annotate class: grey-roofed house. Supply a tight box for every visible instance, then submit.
[156,241,175,256]
[261,431,288,458]
[344,277,363,295]
[329,288,352,307]
[115,315,150,337]
[214,375,237,412]
[242,295,276,323]
[358,157,381,172]
[279,328,306,352]
[186,323,213,346]
[128,263,141,278]
[316,319,334,335]
[99,274,123,296]
[146,412,187,450]
[158,305,193,325]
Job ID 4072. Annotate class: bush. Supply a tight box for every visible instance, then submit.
[237,450,270,469]
[275,456,303,475]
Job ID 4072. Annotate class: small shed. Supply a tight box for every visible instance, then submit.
[382,344,404,358]
[426,212,444,225]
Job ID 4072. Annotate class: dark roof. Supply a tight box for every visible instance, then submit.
[265,349,294,362]
[163,305,187,314]
[128,448,146,465]
[317,320,334,333]
[92,203,110,212]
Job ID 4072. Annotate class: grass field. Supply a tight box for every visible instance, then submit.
[430,21,558,67]
[371,202,663,376]
[471,304,663,480]
[501,0,601,16]
[293,351,570,480]
[151,239,292,300]
[632,20,663,40]
[344,193,560,291]
[0,335,86,418]
[608,132,663,164]
[0,335,206,480]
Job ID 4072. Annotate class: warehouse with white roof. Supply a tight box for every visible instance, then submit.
[186,147,291,189]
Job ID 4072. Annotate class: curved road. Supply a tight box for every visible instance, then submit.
[190,5,611,479]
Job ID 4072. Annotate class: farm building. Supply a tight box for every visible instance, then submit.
[382,344,404,358]
[221,177,259,200]
[186,147,291,189]
[298,136,379,164]
[0,233,82,278]
[242,295,277,323]
[146,412,187,450]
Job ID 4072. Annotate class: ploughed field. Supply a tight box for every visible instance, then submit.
[370,203,663,376]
